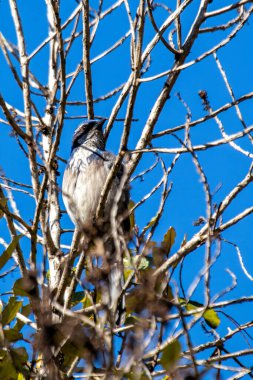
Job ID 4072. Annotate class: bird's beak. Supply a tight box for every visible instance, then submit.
[96,118,106,130]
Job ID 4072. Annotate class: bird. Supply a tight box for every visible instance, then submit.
[62,119,130,323]
[62,119,129,234]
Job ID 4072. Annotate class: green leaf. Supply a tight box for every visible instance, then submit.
[179,298,203,320]
[61,340,82,368]
[12,347,28,363]
[18,374,26,380]
[10,347,28,373]
[124,256,151,271]
[13,304,31,332]
[180,298,220,329]
[123,257,131,268]
[135,256,151,270]
[124,268,133,281]
[162,227,176,254]
[0,347,28,379]
[4,328,23,343]
[0,349,18,379]
[2,297,22,326]
[125,315,142,326]
[143,215,158,234]
[125,293,138,313]
[0,235,23,270]
[204,308,221,329]
[46,270,50,281]
[71,291,85,307]
[83,293,94,309]
[160,339,181,370]
[179,298,202,311]
[0,197,8,219]
[13,278,30,297]
[123,255,152,281]
[128,200,135,229]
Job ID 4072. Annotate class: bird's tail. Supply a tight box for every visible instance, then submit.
[108,262,126,326]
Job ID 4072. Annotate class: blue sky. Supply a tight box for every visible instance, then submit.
[1,0,253,376]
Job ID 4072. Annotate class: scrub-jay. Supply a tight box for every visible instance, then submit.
[62,119,129,324]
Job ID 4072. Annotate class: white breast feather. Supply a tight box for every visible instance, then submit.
[62,146,117,229]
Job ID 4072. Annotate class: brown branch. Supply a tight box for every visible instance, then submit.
[55,229,82,302]
[200,6,244,33]
[154,163,253,276]
[9,0,40,199]
[0,185,27,276]
[147,0,182,55]
[140,6,253,83]
[0,93,30,142]
[205,0,252,18]
[152,91,253,138]
[176,0,182,49]
[82,0,94,119]
[127,0,211,178]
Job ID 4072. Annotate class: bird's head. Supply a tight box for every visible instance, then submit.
[71,119,106,151]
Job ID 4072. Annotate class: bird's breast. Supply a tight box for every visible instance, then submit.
[62,148,116,229]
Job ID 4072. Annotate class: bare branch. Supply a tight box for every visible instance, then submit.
[82,0,94,119]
